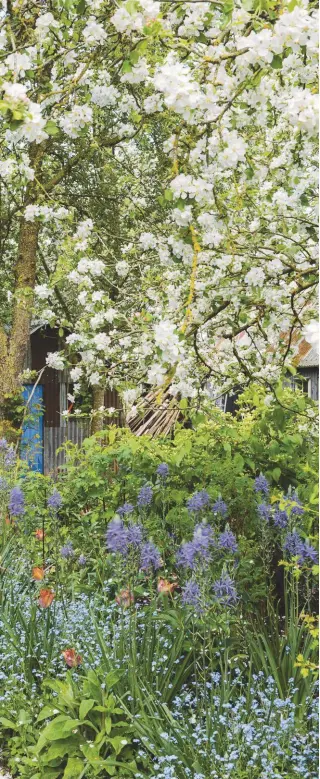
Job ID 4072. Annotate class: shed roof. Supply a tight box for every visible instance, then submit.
[297,342,319,368]
[293,337,319,368]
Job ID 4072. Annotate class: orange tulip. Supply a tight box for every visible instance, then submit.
[35,529,45,540]
[115,588,134,608]
[62,648,82,667]
[38,588,55,608]
[157,578,178,595]
[32,566,45,581]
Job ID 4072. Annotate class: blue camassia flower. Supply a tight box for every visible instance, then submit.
[273,508,288,529]
[257,502,272,521]
[4,446,16,468]
[213,572,237,606]
[283,531,304,557]
[218,529,238,554]
[212,498,228,516]
[137,485,153,507]
[9,486,25,517]
[140,541,161,570]
[47,488,63,511]
[283,532,318,565]
[127,523,143,547]
[182,579,201,607]
[177,522,214,569]
[157,462,169,479]
[106,518,143,555]
[187,490,210,513]
[254,474,269,496]
[60,541,74,559]
[286,491,304,516]
[300,541,318,565]
[106,517,128,555]
[116,502,134,517]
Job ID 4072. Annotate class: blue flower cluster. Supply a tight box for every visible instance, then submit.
[283,532,318,565]
[177,521,237,571]
[213,572,238,606]
[8,486,25,517]
[47,488,63,512]
[254,474,270,496]
[176,522,214,569]
[137,485,153,508]
[254,483,317,566]
[116,502,134,517]
[187,490,211,513]
[106,518,161,571]
[157,462,169,479]
[60,541,74,559]
[0,438,16,469]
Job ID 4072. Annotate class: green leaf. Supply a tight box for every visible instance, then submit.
[63,758,84,778]
[107,735,129,755]
[76,0,86,13]
[79,699,95,721]
[271,54,282,69]
[17,708,31,725]
[233,453,244,473]
[37,706,59,723]
[104,716,112,735]
[125,0,140,14]
[44,120,60,136]
[46,739,78,761]
[309,485,319,504]
[105,669,123,688]
[121,60,132,74]
[40,715,81,742]
[0,717,18,730]
[272,467,281,482]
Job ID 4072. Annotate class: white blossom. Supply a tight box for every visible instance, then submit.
[115,260,129,277]
[83,17,107,45]
[46,352,65,371]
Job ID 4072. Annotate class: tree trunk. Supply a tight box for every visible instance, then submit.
[91,386,105,434]
[0,142,45,406]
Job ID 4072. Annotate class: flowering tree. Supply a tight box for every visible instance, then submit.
[0,0,318,415]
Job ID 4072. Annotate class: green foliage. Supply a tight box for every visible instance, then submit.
[30,670,138,778]
[0,399,318,777]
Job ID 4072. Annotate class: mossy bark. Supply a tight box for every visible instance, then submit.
[0,143,45,410]
[91,386,106,434]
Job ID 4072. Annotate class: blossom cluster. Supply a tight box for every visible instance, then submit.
[1,0,315,402]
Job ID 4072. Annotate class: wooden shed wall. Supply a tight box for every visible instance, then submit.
[29,327,61,427]
[298,367,319,401]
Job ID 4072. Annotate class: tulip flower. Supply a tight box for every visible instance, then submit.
[157,578,178,595]
[62,648,82,667]
[32,566,45,581]
[35,529,45,540]
[38,588,55,608]
[115,588,134,608]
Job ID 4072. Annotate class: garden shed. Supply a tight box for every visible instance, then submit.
[21,325,318,472]
[21,323,121,474]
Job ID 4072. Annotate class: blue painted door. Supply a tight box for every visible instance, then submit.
[21,385,44,473]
